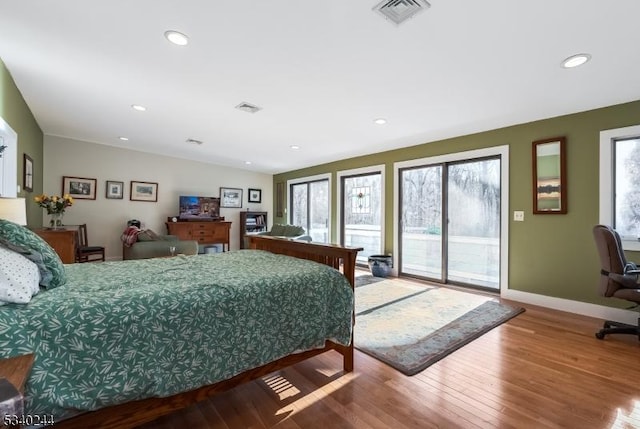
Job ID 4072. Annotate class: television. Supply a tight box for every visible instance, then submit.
[179,196,221,220]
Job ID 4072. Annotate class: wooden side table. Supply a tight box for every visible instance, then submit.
[32,229,76,264]
[0,354,34,427]
[0,354,33,395]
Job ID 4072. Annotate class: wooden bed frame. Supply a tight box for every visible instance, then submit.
[55,236,362,428]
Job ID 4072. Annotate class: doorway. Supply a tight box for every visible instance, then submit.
[399,156,501,290]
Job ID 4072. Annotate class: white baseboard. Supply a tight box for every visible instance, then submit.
[502,289,638,325]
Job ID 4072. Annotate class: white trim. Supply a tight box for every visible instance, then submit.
[393,145,510,293]
[599,124,640,251]
[336,164,386,254]
[286,173,332,243]
[0,116,18,197]
[287,173,331,186]
[502,288,638,326]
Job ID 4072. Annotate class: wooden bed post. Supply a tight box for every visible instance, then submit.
[249,236,361,373]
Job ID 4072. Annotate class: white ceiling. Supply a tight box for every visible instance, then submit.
[1,1,639,174]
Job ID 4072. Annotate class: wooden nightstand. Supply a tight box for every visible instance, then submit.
[0,354,33,395]
[0,354,34,428]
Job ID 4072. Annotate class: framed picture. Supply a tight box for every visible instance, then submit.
[130,181,158,202]
[23,154,33,192]
[62,176,97,200]
[105,180,124,199]
[220,187,243,208]
[532,136,567,214]
[248,188,262,203]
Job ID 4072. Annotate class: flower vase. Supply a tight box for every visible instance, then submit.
[49,212,64,230]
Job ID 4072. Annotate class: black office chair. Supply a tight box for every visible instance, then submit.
[592,225,640,339]
[76,223,105,263]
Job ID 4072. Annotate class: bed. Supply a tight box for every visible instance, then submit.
[0,222,361,429]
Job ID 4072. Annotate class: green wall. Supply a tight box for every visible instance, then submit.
[274,100,640,307]
[0,58,44,226]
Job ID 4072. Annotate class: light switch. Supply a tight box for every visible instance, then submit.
[513,211,524,222]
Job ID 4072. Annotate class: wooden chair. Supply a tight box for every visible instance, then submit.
[76,223,105,263]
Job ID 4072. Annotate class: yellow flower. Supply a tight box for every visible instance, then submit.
[34,193,72,214]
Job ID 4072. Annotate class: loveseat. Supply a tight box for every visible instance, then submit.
[122,231,198,260]
[257,224,312,241]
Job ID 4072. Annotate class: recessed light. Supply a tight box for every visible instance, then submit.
[245,161,252,165]
[131,104,146,111]
[290,145,300,150]
[164,30,189,46]
[562,53,591,68]
[374,118,387,125]
[118,136,129,141]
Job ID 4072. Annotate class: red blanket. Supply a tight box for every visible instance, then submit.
[121,226,140,247]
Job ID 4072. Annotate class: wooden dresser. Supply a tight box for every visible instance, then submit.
[165,221,231,251]
[32,228,76,263]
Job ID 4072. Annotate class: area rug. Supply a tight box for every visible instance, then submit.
[354,275,525,375]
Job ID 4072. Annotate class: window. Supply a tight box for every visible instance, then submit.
[398,157,501,289]
[394,145,509,292]
[338,167,384,264]
[0,117,18,197]
[288,174,330,243]
[599,124,640,250]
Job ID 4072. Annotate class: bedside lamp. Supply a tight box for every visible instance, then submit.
[0,197,27,225]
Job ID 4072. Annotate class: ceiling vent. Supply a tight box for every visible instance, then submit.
[235,102,262,114]
[373,0,431,25]
[185,138,203,145]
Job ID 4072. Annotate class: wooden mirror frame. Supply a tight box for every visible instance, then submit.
[532,136,567,214]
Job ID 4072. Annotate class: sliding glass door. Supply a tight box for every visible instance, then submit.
[400,157,501,289]
[400,165,443,278]
[290,179,329,243]
[447,158,500,287]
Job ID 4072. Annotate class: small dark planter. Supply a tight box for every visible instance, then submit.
[368,255,393,278]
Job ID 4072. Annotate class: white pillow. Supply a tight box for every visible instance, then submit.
[0,246,40,305]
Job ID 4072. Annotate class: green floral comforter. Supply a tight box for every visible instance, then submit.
[0,250,354,419]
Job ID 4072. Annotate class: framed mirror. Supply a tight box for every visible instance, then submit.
[532,136,567,214]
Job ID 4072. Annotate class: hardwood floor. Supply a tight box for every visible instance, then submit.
[137,279,640,429]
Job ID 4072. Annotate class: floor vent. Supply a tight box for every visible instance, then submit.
[235,102,262,114]
[373,0,431,25]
